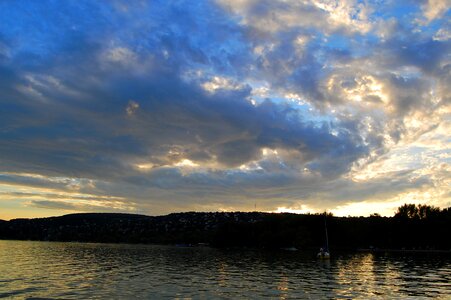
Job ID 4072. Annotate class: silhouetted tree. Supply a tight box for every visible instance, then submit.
[395,203,419,219]
[395,203,441,219]
[417,204,440,219]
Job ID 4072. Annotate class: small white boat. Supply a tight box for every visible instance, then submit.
[281,246,298,251]
[317,248,330,259]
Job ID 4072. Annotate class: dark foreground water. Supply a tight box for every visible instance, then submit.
[0,240,450,299]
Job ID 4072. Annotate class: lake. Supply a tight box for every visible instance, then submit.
[0,240,450,299]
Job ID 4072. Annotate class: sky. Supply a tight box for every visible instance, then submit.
[0,0,450,220]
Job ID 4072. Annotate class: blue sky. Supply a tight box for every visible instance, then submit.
[0,0,450,219]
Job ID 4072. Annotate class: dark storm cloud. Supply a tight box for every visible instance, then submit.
[0,1,369,181]
[29,200,80,211]
[28,200,135,213]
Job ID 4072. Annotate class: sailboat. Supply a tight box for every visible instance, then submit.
[317,212,330,259]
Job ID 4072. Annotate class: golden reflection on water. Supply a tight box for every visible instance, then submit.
[336,253,379,297]
[217,261,228,287]
[334,253,409,298]
[276,274,289,300]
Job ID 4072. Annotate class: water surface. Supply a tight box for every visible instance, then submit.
[0,240,450,299]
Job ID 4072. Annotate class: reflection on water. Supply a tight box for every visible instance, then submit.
[0,240,450,298]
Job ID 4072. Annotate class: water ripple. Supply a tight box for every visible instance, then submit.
[0,240,450,299]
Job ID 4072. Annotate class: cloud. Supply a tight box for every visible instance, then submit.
[0,0,449,217]
[126,100,140,116]
[216,0,374,35]
[28,199,136,213]
[421,0,449,22]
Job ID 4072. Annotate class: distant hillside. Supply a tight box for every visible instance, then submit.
[0,212,266,245]
[1,207,450,250]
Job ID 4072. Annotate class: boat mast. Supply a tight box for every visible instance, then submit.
[324,211,329,251]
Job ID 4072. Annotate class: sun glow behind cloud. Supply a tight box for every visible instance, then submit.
[0,0,449,219]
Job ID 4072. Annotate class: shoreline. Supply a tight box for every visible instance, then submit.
[2,239,451,254]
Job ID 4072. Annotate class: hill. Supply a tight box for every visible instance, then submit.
[0,206,450,250]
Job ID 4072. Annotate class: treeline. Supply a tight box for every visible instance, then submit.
[0,204,450,250]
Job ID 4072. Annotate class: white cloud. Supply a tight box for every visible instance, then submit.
[126,100,140,116]
[422,0,450,22]
[216,0,373,34]
[202,76,244,93]
[434,27,451,41]
[105,47,137,64]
